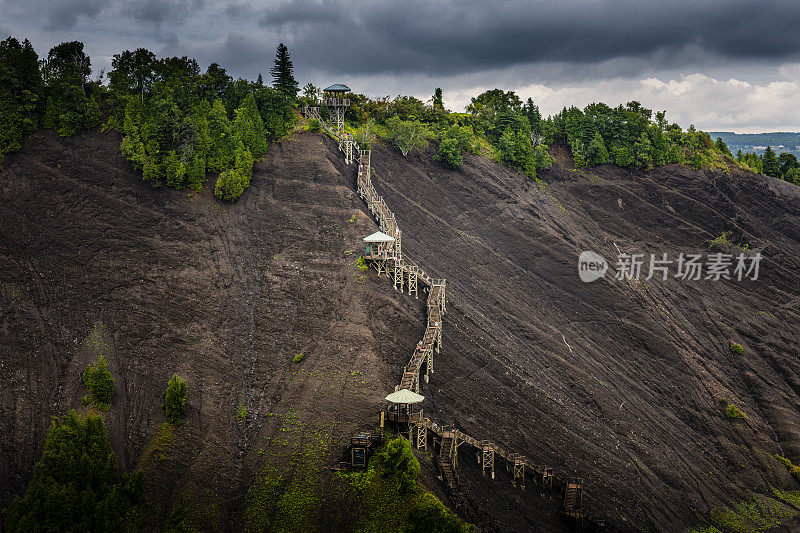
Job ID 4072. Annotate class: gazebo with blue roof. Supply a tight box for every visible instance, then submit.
[324,83,351,93]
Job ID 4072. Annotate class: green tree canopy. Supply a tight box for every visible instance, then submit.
[385,116,431,157]
[164,374,188,424]
[4,411,142,532]
[109,48,157,101]
[0,36,42,168]
[586,131,610,166]
[44,41,91,88]
[378,437,420,494]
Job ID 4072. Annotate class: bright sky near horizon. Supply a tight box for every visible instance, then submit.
[3,0,800,133]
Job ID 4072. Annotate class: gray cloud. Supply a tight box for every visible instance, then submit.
[254,0,800,77]
[4,0,800,131]
[123,0,205,25]
[44,0,107,30]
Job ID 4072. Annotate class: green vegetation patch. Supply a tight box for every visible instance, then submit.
[82,354,115,411]
[730,343,745,356]
[333,437,474,533]
[163,374,187,424]
[4,410,143,532]
[691,489,800,533]
[237,403,248,423]
[724,400,747,420]
[164,488,222,533]
[243,417,331,532]
[354,255,368,284]
[775,455,800,481]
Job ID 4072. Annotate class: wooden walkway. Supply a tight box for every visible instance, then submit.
[306,108,605,531]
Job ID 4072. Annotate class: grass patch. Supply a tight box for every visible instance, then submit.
[292,353,305,364]
[237,403,248,423]
[730,343,745,356]
[243,418,331,532]
[775,455,800,481]
[691,488,800,532]
[164,488,222,532]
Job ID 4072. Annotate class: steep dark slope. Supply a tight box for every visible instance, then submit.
[0,130,426,528]
[368,142,800,530]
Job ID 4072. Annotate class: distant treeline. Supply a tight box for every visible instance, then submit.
[0,37,297,199]
[709,131,800,157]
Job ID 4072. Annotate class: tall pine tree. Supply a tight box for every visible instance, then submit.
[270,43,298,99]
[762,146,779,177]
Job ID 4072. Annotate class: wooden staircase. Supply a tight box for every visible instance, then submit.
[400,371,415,391]
[563,481,583,518]
[438,433,461,493]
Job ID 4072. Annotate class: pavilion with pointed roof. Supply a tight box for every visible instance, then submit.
[323,83,351,93]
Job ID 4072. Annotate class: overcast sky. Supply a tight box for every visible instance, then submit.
[3,0,800,132]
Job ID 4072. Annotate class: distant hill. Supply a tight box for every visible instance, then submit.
[709,131,800,156]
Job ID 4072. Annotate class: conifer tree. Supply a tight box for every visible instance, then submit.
[270,43,298,99]
[233,140,254,188]
[586,131,609,166]
[233,93,267,158]
[762,146,779,177]
[432,88,444,110]
[163,374,188,424]
[207,99,233,171]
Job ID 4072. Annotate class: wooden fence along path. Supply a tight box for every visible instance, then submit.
[305,108,605,530]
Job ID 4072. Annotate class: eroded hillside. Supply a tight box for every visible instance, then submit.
[3,127,800,531]
[367,141,800,530]
[0,129,428,529]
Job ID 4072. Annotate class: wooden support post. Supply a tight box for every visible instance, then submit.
[481,441,495,479]
[436,322,442,354]
[394,261,404,291]
[452,433,463,468]
[416,423,426,450]
[408,267,418,298]
[374,259,386,277]
[542,467,554,496]
[510,454,525,489]
[425,349,432,383]
[395,231,402,259]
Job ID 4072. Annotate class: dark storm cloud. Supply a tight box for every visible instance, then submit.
[44,0,106,30]
[123,0,205,25]
[252,0,800,76]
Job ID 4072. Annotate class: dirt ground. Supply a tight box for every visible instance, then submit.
[368,141,800,531]
[0,129,426,529]
[2,128,800,531]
